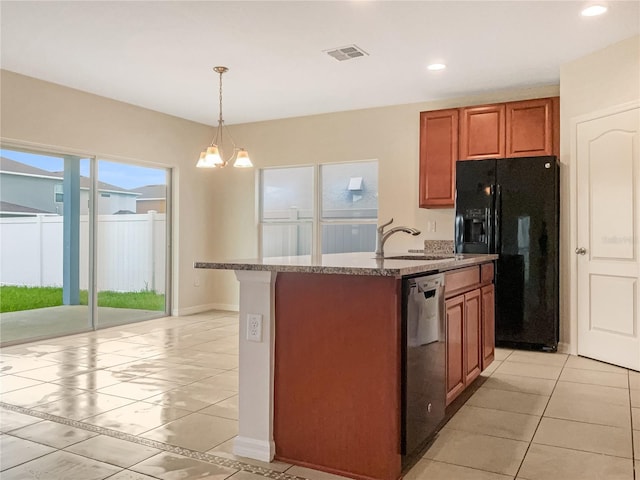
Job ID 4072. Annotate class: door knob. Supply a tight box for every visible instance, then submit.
[575,247,587,255]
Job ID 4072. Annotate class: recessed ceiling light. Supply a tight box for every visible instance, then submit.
[581,5,608,16]
[427,63,446,71]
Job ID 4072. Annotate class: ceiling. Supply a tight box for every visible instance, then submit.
[1,1,638,126]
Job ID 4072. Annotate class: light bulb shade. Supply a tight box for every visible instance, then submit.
[233,149,253,168]
[205,145,224,166]
[196,151,218,168]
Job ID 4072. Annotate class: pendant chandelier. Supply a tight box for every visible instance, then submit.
[196,66,252,169]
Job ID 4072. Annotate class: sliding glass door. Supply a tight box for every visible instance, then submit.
[0,150,91,343]
[0,148,170,345]
[95,159,169,328]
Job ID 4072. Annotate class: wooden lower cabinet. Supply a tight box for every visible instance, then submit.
[445,267,495,406]
[446,289,483,406]
[445,295,465,406]
[464,289,482,385]
[481,284,496,368]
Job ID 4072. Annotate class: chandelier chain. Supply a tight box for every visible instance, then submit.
[218,68,224,127]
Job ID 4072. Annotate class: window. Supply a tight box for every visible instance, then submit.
[54,184,63,203]
[260,166,314,257]
[259,161,378,257]
[320,161,378,254]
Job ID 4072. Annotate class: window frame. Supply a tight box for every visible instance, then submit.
[54,183,63,203]
[258,164,315,257]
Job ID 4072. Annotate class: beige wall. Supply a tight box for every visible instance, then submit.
[0,70,222,314]
[559,35,640,352]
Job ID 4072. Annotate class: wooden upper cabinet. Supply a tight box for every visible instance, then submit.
[419,109,458,208]
[459,104,506,160]
[419,96,559,209]
[506,97,557,157]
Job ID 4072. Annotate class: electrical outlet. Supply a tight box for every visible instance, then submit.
[247,313,263,342]
[426,221,437,233]
[194,277,200,287]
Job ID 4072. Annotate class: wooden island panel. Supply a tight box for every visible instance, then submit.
[274,272,403,480]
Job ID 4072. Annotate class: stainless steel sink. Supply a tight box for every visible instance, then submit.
[383,254,456,261]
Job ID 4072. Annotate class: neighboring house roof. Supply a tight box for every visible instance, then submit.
[0,200,54,214]
[50,171,139,196]
[0,157,139,196]
[131,184,166,200]
[0,157,60,179]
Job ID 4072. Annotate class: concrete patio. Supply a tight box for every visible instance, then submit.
[0,306,164,345]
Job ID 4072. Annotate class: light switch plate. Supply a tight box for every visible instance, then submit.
[247,313,263,342]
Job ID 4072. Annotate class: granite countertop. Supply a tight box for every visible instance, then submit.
[194,252,498,277]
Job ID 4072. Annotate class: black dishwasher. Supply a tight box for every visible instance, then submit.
[401,273,446,458]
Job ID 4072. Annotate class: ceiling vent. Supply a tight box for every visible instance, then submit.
[324,45,369,62]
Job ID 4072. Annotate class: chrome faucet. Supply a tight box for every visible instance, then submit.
[375,218,421,258]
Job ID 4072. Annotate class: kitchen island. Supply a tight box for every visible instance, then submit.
[195,252,497,480]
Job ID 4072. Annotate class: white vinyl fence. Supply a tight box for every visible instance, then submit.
[0,213,166,294]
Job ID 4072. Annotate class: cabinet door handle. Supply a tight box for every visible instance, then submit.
[575,247,587,255]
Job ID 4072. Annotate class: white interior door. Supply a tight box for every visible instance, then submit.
[576,104,640,371]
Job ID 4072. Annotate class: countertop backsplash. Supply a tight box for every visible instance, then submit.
[424,239,454,254]
[414,240,454,255]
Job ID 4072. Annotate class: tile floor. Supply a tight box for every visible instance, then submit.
[0,310,637,480]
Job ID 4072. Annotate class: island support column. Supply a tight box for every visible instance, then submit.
[233,270,278,461]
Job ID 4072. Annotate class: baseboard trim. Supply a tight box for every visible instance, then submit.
[557,341,574,355]
[233,436,275,462]
[172,303,239,316]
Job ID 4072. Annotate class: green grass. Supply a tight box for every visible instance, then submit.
[0,286,165,313]
[93,290,165,310]
[0,286,64,312]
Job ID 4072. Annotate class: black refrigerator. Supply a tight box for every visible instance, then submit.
[454,156,559,351]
